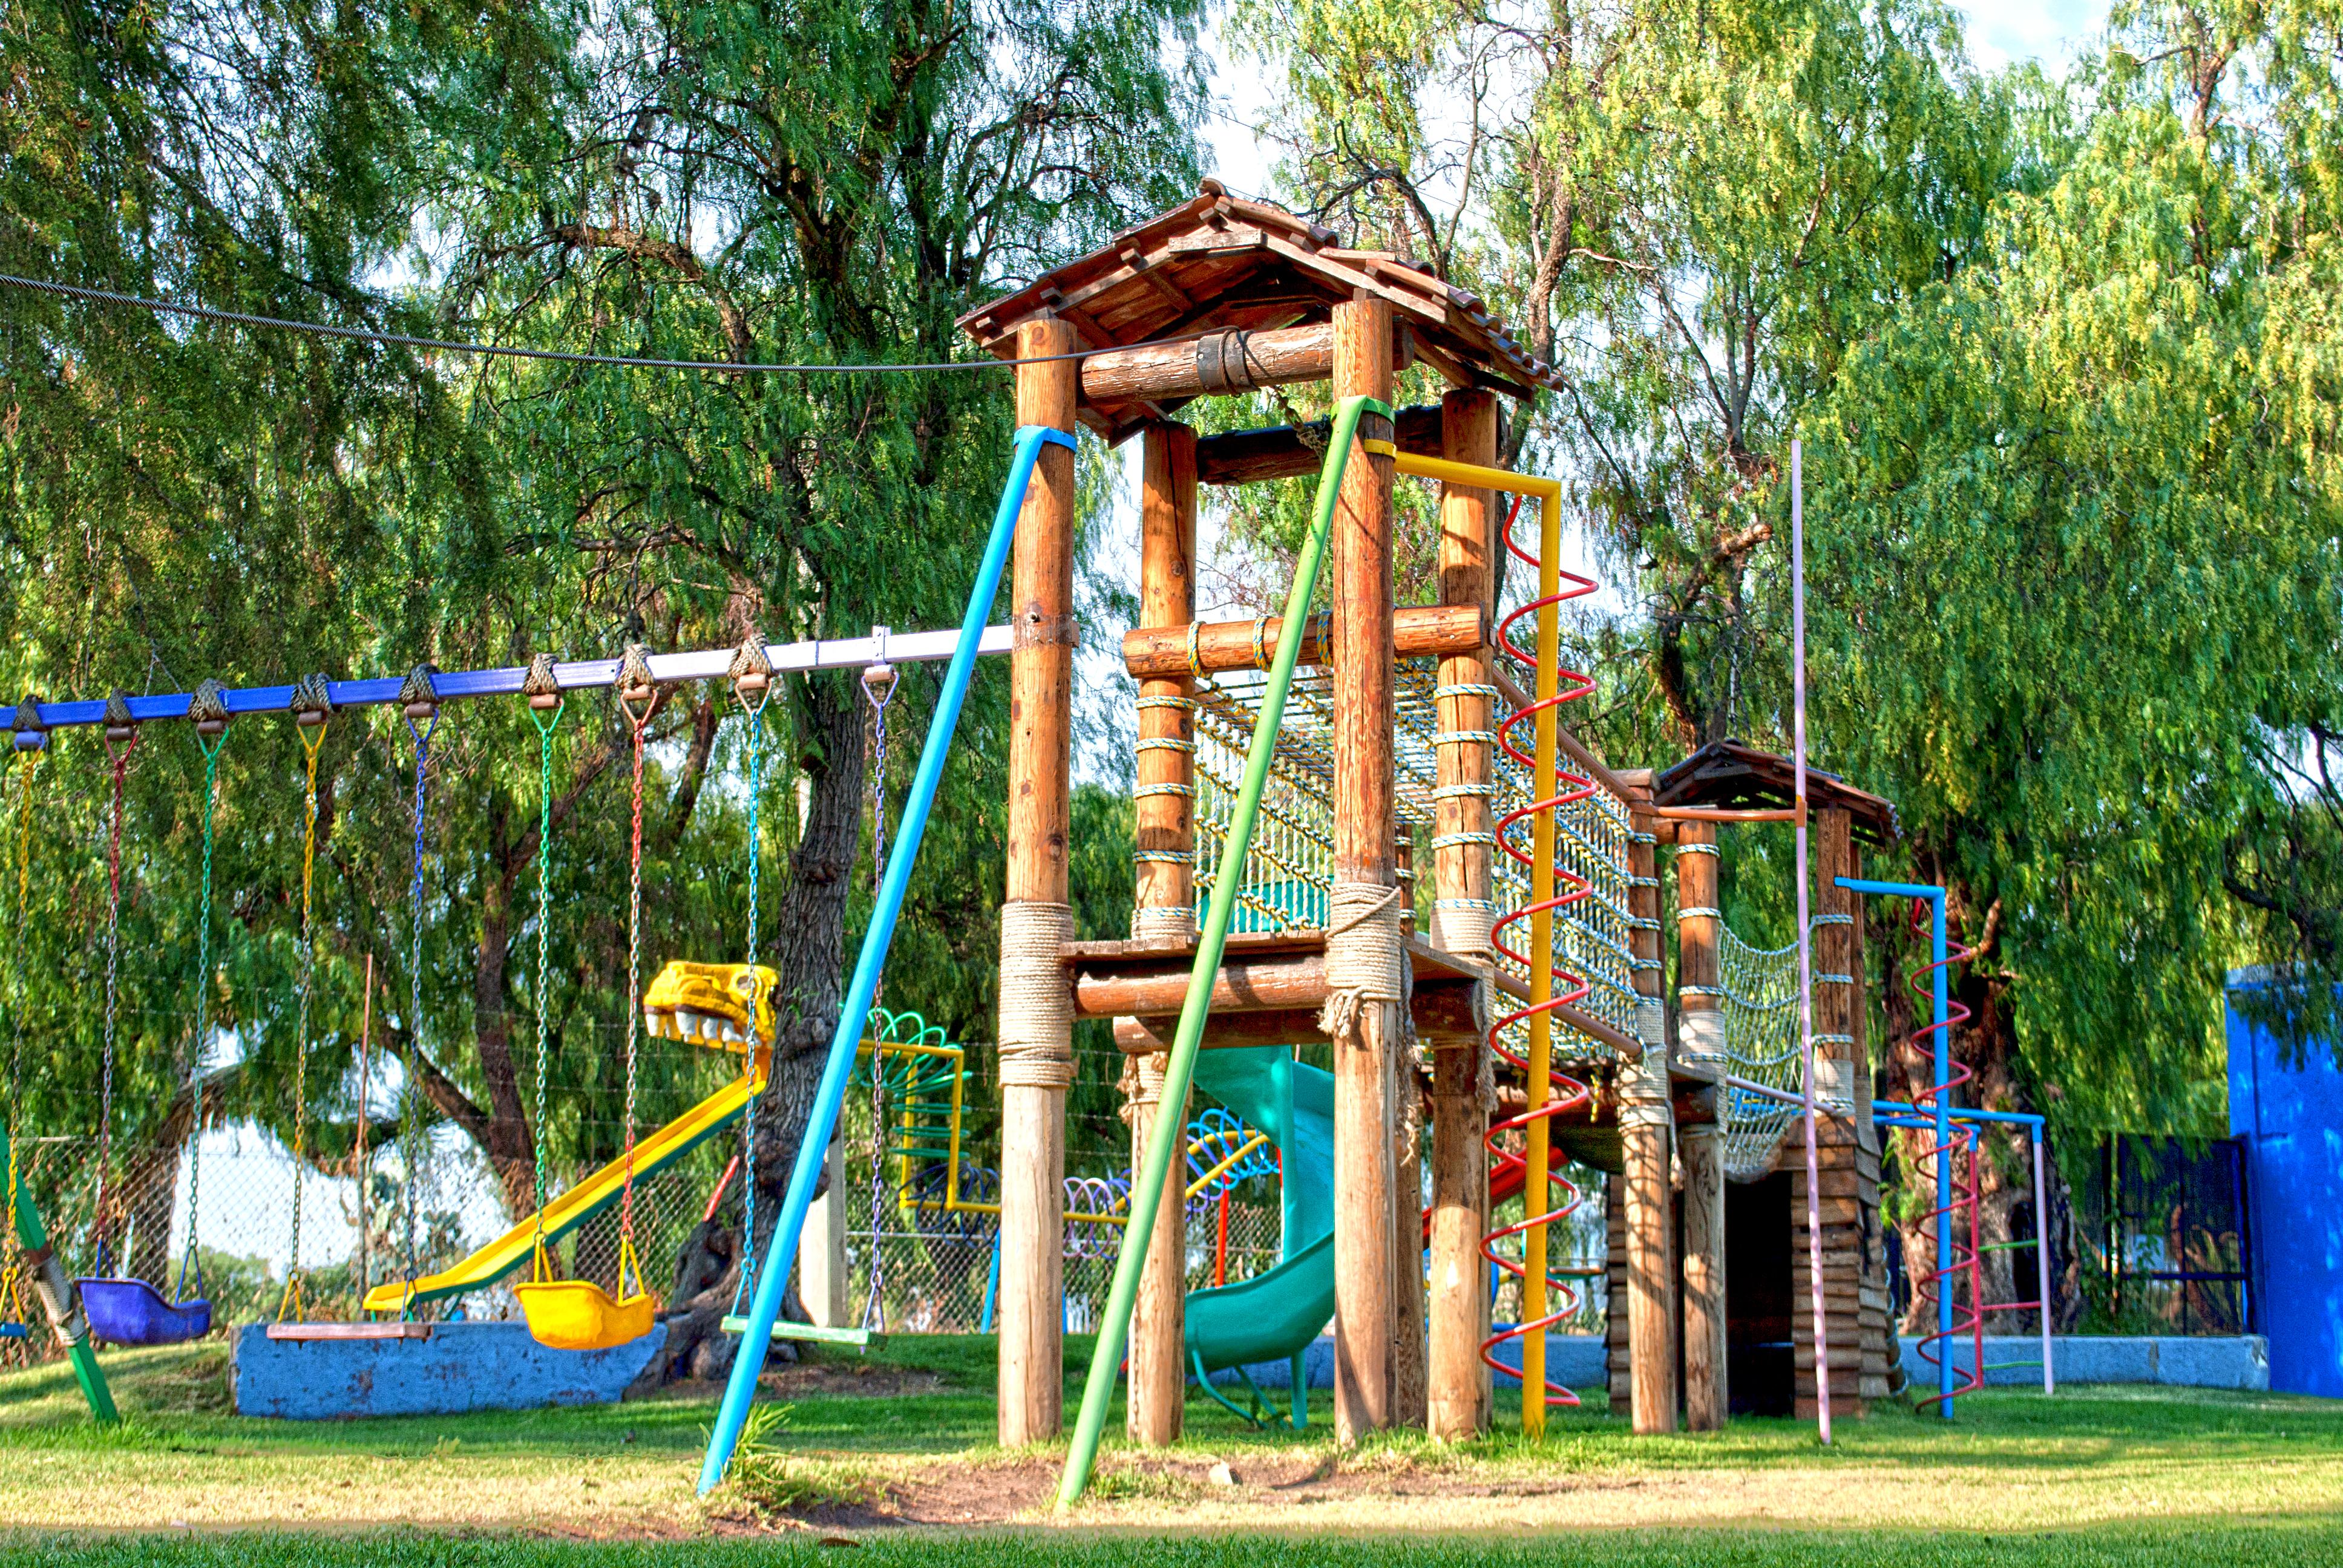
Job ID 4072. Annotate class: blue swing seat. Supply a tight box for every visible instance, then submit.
[76,1278,212,1345]
[0,1321,26,1339]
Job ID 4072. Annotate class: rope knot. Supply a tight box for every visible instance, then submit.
[996,901,1075,1090]
[522,652,563,711]
[616,642,657,727]
[102,687,137,746]
[290,672,333,728]
[1317,880,1408,1040]
[727,628,773,704]
[10,692,44,753]
[399,663,439,720]
[189,678,230,737]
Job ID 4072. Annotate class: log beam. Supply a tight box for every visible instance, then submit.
[1080,322,1331,407]
[1121,603,1483,678]
[1196,404,1448,486]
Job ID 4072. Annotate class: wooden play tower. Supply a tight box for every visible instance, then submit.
[958,181,1901,1447]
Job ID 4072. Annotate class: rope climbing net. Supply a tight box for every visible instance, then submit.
[1183,661,1639,1059]
[1677,923,1807,1182]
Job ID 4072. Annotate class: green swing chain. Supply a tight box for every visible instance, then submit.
[3,748,39,1319]
[177,726,226,1303]
[281,691,330,1323]
[526,691,563,1261]
[615,662,652,1300]
[727,658,770,1316]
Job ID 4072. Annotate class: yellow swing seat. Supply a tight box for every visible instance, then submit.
[516,1236,660,1352]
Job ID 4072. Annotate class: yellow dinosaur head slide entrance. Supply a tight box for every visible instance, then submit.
[642,959,779,1049]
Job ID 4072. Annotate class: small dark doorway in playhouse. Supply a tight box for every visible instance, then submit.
[1726,1170,1794,1416]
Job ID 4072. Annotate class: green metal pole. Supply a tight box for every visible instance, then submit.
[1056,394,1388,1509]
[1,1119,117,1422]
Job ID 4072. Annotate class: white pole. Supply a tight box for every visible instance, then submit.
[1792,439,1832,1444]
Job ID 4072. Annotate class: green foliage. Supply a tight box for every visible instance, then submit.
[0,0,1204,1241]
[1233,0,2343,1141]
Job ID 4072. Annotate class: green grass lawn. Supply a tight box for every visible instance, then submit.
[2,1334,2337,1566]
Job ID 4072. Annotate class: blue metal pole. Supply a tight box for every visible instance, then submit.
[1927,890,1950,1413]
[696,425,1073,1494]
[1834,876,1954,1414]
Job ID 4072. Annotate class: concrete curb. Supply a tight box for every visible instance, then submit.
[231,1321,669,1419]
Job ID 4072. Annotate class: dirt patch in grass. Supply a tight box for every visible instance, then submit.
[644,1362,950,1406]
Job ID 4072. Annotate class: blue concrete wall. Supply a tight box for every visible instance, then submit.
[231,1322,667,1420]
[1898,1334,2269,1391]
[2228,977,2343,1399]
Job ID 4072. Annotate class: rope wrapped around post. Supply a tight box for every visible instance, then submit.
[997,900,1076,1090]
[1132,904,1198,944]
[1316,881,1407,1040]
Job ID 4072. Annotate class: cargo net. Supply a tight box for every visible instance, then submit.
[1678,923,1806,1182]
[1186,659,1639,1062]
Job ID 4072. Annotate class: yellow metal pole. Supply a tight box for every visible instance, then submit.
[1394,454,1566,1437]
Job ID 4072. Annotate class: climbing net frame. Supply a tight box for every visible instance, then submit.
[1184,659,1640,1061]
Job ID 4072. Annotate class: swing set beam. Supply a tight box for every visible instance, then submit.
[0,627,1015,734]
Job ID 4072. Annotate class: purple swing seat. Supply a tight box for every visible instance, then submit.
[76,1278,212,1345]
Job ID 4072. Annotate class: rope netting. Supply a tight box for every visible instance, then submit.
[1677,923,1806,1181]
[1185,661,1640,1061]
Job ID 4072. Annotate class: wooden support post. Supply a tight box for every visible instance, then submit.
[997,313,1077,1447]
[1392,828,1428,1429]
[1620,807,1679,1435]
[1795,806,1872,1417]
[1126,1054,1185,1443]
[1329,291,1399,1444]
[1622,1094,1676,1434]
[1124,419,1198,1446]
[1622,791,1678,1426]
[1680,1122,1728,1429]
[1132,420,1198,935]
[1427,387,1499,1440]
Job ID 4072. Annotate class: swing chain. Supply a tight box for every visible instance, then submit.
[522,655,563,1258]
[94,702,138,1266]
[727,631,772,1314]
[617,645,654,1269]
[2,731,34,1301]
[401,665,438,1308]
[860,638,897,1334]
[179,710,228,1303]
[280,676,332,1322]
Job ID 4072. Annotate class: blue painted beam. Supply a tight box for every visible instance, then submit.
[0,626,1013,733]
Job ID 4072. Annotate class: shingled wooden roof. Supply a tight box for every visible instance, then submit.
[1653,739,1900,845]
[957,180,1564,439]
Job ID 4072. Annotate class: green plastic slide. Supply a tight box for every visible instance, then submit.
[1184,1047,1335,1385]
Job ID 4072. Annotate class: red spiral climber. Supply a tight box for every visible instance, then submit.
[1906,896,1984,1414]
[1477,497,1604,1403]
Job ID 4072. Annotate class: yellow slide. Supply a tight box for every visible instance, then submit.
[363,960,776,1314]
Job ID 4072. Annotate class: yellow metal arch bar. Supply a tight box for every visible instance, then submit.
[1394,447,1567,1436]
